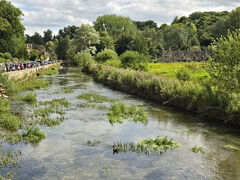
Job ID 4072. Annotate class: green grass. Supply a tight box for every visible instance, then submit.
[148,62,209,83]
[107,102,148,125]
[20,92,37,102]
[42,68,59,75]
[114,136,179,154]
[234,140,240,146]
[0,113,20,131]
[77,93,115,103]
[190,146,205,154]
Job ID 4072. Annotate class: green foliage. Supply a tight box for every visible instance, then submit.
[190,146,205,153]
[104,59,122,68]
[120,51,149,71]
[96,49,118,62]
[55,35,70,60]
[22,126,45,143]
[114,136,179,154]
[73,50,93,67]
[96,31,115,53]
[62,87,73,94]
[208,29,240,94]
[107,102,148,125]
[0,52,12,59]
[73,24,100,55]
[43,29,53,44]
[0,0,27,59]
[43,68,59,75]
[0,98,10,113]
[30,49,39,61]
[77,93,114,103]
[0,113,20,131]
[94,14,137,39]
[31,32,44,45]
[176,68,191,81]
[20,92,37,102]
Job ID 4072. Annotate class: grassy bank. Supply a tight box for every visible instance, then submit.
[81,62,240,126]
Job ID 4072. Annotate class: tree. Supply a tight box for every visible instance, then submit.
[94,14,137,39]
[134,20,158,30]
[208,29,240,94]
[0,0,27,58]
[43,29,53,44]
[55,35,70,60]
[58,25,78,39]
[73,24,100,55]
[96,31,115,53]
[115,33,134,55]
[31,32,44,45]
[30,49,39,61]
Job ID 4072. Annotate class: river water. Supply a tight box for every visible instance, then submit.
[5,67,240,179]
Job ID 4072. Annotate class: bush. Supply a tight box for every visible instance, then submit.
[73,50,93,67]
[176,68,191,81]
[120,51,149,71]
[104,59,122,68]
[3,52,12,59]
[95,49,118,62]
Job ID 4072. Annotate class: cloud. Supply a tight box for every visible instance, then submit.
[8,0,240,35]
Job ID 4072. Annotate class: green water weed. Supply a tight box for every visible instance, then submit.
[190,146,205,154]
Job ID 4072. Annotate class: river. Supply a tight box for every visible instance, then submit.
[4,67,240,179]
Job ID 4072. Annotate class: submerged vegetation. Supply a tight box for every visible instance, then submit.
[19,92,37,102]
[114,136,179,154]
[77,93,115,103]
[62,87,74,94]
[190,146,205,154]
[107,102,148,125]
[223,145,240,152]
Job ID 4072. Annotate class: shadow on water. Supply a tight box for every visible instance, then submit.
[2,66,240,180]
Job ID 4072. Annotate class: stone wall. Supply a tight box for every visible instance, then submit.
[4,63,60,81]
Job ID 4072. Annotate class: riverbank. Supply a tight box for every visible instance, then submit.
[5,63,61,81]
[80,62,240,126]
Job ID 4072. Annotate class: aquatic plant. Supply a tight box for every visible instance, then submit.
[107,102,148,125]
[62,87,74,94]
[190,146,205,154]
[43,68,59,75]
[234,140,240,146]
[114,136,179,154]
[0,99,10,113]
[0,150,21,168]
[20,92,37,102]
[38,117,63,127]
[39,98,70,108]
[77,103,107,110]
[87,140,101,146]
[77,93,115,103]
[22,126,45,143]
[0,113,20,131]
[223,145,240,152]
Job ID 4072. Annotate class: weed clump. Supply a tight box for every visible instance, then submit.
[22,126,45,143]
[43,69,59,75]
[223,145,240,152]
[77,103,107,110]
[114,136,179,154]
[190,146,205,154]
[62,87,74,94]
[0,113,20,131]
[87,140,101,146]
[234,140,240,146]
[77,93,114,103]
[107,102,148,125]
[20,92,37,102]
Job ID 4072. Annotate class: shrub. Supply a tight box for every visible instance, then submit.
[120,51,149,71]
[73,50,93,66]
[176,68,191,81]
[3,52,12,59]
[95,49,118,62]
[104,59,122,67]
[0,113,20,130]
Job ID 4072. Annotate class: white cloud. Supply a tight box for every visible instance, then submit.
[7,0,240,35]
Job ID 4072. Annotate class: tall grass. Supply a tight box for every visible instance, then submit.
[81,62,240,125]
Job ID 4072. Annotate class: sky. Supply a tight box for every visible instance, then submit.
[8,0,240,35]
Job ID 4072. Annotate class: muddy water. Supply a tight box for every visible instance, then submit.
[6,67,240,179]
